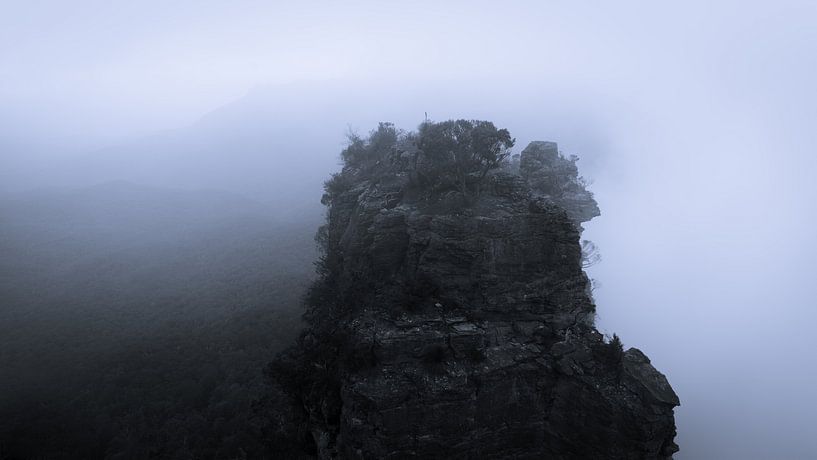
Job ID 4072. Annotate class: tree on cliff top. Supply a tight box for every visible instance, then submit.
[325,120,515,206]
[417,119,515,198]
[340,122,400,167]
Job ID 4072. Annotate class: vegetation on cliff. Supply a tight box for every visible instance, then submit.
[267,120,675,458]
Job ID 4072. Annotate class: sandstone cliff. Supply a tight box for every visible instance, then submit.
[268,122,678,459]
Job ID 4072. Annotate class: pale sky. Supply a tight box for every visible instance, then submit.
[6,1,812,139]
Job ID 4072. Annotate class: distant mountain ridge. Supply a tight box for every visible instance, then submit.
[5,80,607,222]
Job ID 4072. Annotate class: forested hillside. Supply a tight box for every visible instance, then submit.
[0,182,318,459]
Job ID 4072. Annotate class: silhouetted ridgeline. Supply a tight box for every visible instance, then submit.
[268,120,678,458]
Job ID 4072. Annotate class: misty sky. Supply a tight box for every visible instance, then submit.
[2,1,817,458]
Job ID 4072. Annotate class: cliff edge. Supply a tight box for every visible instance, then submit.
[267,121,678,459]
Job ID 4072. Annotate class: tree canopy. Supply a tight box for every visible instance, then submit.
[417,119,515,197]
[331,119,515,203]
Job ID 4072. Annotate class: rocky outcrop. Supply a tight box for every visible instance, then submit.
[268,128,678,459]
[518,141,600,225]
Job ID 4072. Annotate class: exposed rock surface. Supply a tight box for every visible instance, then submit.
[268,126,678,459]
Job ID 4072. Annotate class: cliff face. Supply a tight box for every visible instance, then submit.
[269,127,678,459]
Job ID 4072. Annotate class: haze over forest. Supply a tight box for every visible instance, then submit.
[2,1,816,458]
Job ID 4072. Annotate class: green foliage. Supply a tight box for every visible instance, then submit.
[605,334,624,365]
[333,119,515,203]
[368,121,399,155]
[340,122,400,168]
[321,172,354,206]
[340,130,367,165]
[416,119,515,197]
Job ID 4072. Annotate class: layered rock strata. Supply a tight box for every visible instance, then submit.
[269,136,678,459]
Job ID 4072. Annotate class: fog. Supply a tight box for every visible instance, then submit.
[2,1,816,458]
